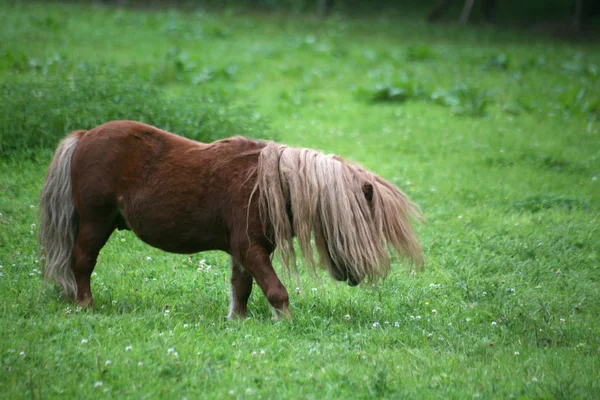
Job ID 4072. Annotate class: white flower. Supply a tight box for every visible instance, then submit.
[81,339,89,344]
[429,283,441,289]
[167,347,178,357]
[125,345,132,351]
[311,288,317,292]
[394,321,400,327]
[183,324,189,328]
[295,287,301,294]
[137,361,143,366]
[491,321,497,327]
[514,351,520,356]
[112,300,117,305]
[260,350,265,356]
[344,314,351,321]
[251,351,257,358]
[197,259,213,272]
[375,307,382,313]
[457,215,463,219]
[121,238,126,242]
[372,322,380,329]
[431,309,438,316]
[415,315,421,321]
[146,256,152,261]
[19,351,25,357]
[560,318,565,324]
[94,381,103,388]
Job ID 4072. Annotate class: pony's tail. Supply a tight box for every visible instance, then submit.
[38,130,86,299]
[255,142,424,283]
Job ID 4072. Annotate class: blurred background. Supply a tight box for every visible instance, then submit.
[92,0,600,34]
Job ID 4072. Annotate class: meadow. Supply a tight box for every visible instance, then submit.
[0,1,599,398]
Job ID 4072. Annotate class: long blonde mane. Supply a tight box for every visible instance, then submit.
[254,142,423,283]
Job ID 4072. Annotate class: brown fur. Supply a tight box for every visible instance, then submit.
[39,120,423,318]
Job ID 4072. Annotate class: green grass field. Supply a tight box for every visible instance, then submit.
[1,1,599,398]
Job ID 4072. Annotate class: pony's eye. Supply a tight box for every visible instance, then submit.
[362,183,374,202]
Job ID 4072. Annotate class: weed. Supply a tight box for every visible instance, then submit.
[0,66,271,158]
[406,45,436,61]
[511,195,589,213]
[430,83,491,116]
[483,53,510,70]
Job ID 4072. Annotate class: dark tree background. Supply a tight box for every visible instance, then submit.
[47,0,600,34]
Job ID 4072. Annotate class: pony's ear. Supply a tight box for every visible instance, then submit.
[362,183,374,202]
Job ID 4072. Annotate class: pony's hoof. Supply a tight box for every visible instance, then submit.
[77,298,94,308]
[271,307,291,321]
[227,311,247,320]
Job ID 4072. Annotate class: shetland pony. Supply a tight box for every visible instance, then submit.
[39,120,423,318]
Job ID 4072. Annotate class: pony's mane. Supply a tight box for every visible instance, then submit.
[253,142,423,283]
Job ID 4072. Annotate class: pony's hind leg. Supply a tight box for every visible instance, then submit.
[71,210,117,307]
[236,245,290,319]
[227,257,253,319]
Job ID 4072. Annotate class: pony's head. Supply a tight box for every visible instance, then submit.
[255,143,424,287]
[329,262,362,286]
[326,182,375,286]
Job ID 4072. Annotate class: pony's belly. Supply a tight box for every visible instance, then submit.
[122,209,227,254]
[135,226,225,254]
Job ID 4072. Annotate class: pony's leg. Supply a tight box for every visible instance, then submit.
[239,245,290,318]
[71,211,116,307]
[227,257,253,319]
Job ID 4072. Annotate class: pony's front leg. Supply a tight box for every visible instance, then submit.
[238,245,290,319]
[228,257,253,319]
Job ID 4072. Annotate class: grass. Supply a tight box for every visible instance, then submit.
[1,1,599,398]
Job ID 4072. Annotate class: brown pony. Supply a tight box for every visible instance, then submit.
[39,120,423,318]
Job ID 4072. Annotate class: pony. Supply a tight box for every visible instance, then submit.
[38,120,423,318]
